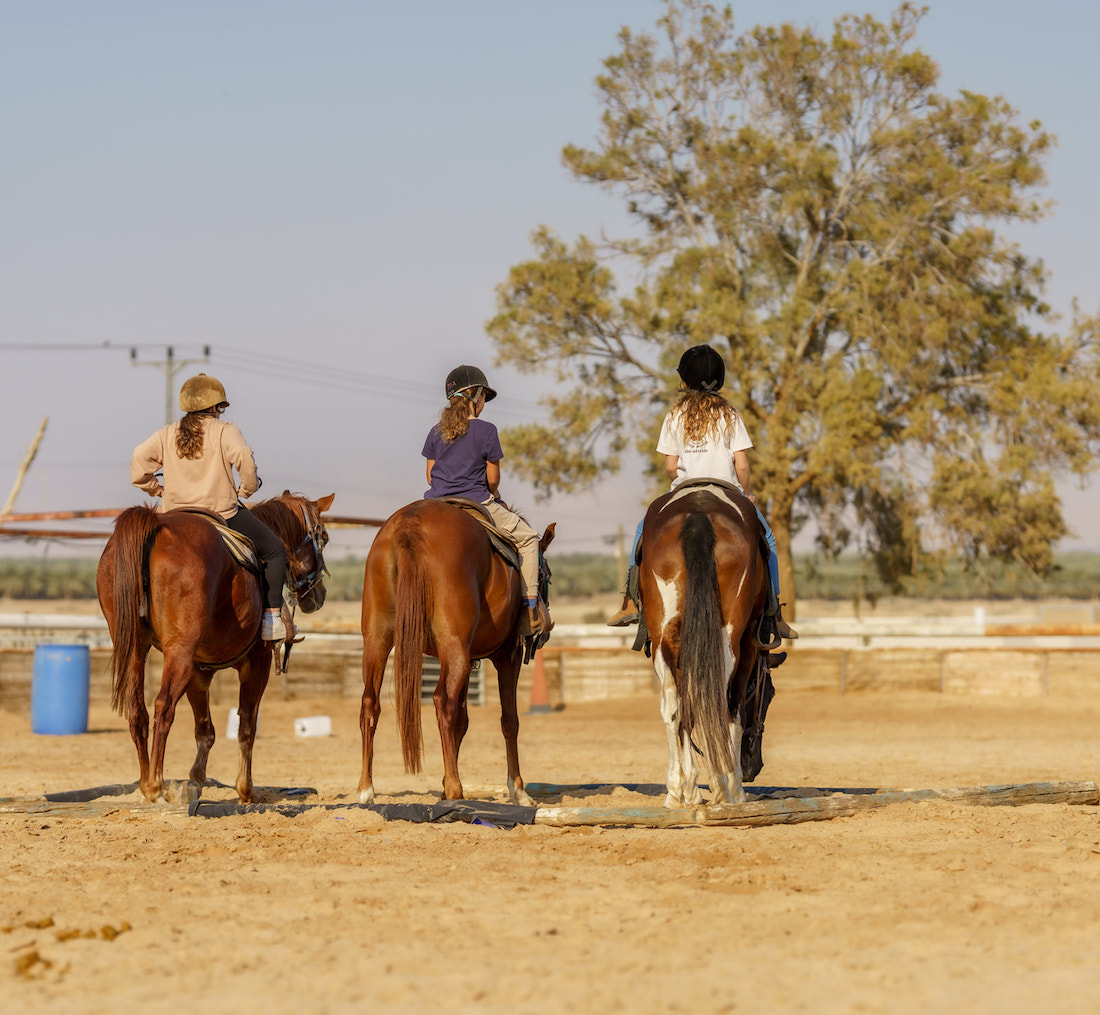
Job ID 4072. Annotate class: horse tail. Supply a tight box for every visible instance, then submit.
[393,527,430,774]
[107,505,162,718]
[679,509,736,775]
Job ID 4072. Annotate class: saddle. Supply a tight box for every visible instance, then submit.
[439,498,523,572]
[629,478,781,654]
[180,509,263,577]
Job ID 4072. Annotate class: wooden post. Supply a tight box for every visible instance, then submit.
[1,416,48,517]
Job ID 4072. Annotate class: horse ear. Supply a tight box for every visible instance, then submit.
[540,521,556,552]
[315,493,335,513]
[282,489,292,498]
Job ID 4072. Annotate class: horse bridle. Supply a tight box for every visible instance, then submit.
[285,500,330,601]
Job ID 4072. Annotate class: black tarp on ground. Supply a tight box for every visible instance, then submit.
[189,797,538,828]
[45,780,316,803]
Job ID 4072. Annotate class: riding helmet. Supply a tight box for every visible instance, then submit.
[445,365,497,402]
[179,373,229,413]
[677,345,725,392]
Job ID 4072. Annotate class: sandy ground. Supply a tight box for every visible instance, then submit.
[2,676,1100,1015]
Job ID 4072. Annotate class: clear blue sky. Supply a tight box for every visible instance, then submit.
[2,1,1098,557]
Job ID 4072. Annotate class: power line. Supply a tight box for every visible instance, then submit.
[0,341,543,416]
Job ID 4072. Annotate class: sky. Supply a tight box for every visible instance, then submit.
[2,0,1099,559]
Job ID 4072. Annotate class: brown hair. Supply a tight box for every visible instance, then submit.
[175,412,209,460]
[437,389,482,443]
[673,390,739,443]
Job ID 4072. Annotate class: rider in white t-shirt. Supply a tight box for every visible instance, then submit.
[608,345,797,647]
[657,401,754,491]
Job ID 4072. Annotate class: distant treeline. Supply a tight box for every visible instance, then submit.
[0,552,1097,602]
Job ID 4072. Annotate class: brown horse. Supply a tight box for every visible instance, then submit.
[358,499,554,805]
[96,491,335,804]
[639,481,776,808]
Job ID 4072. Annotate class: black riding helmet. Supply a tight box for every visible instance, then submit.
[677,345,725,392]
[446,364,497,402]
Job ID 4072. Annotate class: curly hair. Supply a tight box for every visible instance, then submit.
[175,412,209,460]
[672,390,739,443]
[437,389,482,443]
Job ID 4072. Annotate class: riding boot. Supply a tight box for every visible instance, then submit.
[775,603,799,640]
[767,651,788,669]
[606,564,640,627]
[518,599,552,639]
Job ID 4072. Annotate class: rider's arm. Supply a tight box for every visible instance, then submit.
[221,423,260,500]
[734,449,754,500]
[486,459,500,497]
[425,459,434,486]
[131,430,166,498]
[664,455,679,482]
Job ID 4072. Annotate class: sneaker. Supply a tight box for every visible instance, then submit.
[261,610,286,642]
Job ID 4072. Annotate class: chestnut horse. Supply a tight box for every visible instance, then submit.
[96,492,334,804]
[639,481,776,808]
[358,499,554,804]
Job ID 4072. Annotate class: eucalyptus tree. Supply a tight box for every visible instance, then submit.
[488,1,1100,605]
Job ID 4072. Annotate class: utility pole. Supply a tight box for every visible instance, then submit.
[131,345,211,423]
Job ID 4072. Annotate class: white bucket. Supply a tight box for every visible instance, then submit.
[294,715,332,738]
[225,708,261,741]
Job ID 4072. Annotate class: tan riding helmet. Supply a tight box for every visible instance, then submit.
[179,373,229,413]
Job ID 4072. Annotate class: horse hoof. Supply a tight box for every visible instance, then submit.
[179,781,203,805]
[358,787,376,805]
[511,787,535,808]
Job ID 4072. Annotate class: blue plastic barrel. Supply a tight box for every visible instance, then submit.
[31,644,90,735]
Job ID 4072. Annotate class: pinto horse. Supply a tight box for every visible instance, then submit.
[639,481,776,808]
[358,499,554,805]
[96,491,334,804]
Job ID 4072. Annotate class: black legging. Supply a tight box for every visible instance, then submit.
[226,506,287,610]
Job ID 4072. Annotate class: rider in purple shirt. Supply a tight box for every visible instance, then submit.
[422,418,502,502]
[422,364,551,641]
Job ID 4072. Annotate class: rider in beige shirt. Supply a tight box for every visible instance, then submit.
[131,417,259,518]
[130,373,290,642]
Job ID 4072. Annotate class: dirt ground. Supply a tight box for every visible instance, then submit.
[2,672,1100,1015]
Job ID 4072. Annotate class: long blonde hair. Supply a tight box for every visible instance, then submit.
[437,388,483,443]
[175,412,209,460]
[673,390,739,443]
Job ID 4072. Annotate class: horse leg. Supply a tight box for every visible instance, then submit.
[146,646,196,802]
[234,643,273,803]
[654,643,702,808]
[490,642,533,806]
[433,639,472,800]
[358,632,392,804]
[184,670,216,798]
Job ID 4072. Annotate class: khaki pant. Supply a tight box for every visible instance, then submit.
[482,498,539,600]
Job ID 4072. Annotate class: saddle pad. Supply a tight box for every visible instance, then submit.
[180,509,262,575]
[439,498,523,572]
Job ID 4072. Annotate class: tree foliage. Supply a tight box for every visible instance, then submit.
[487,1,1100,605]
